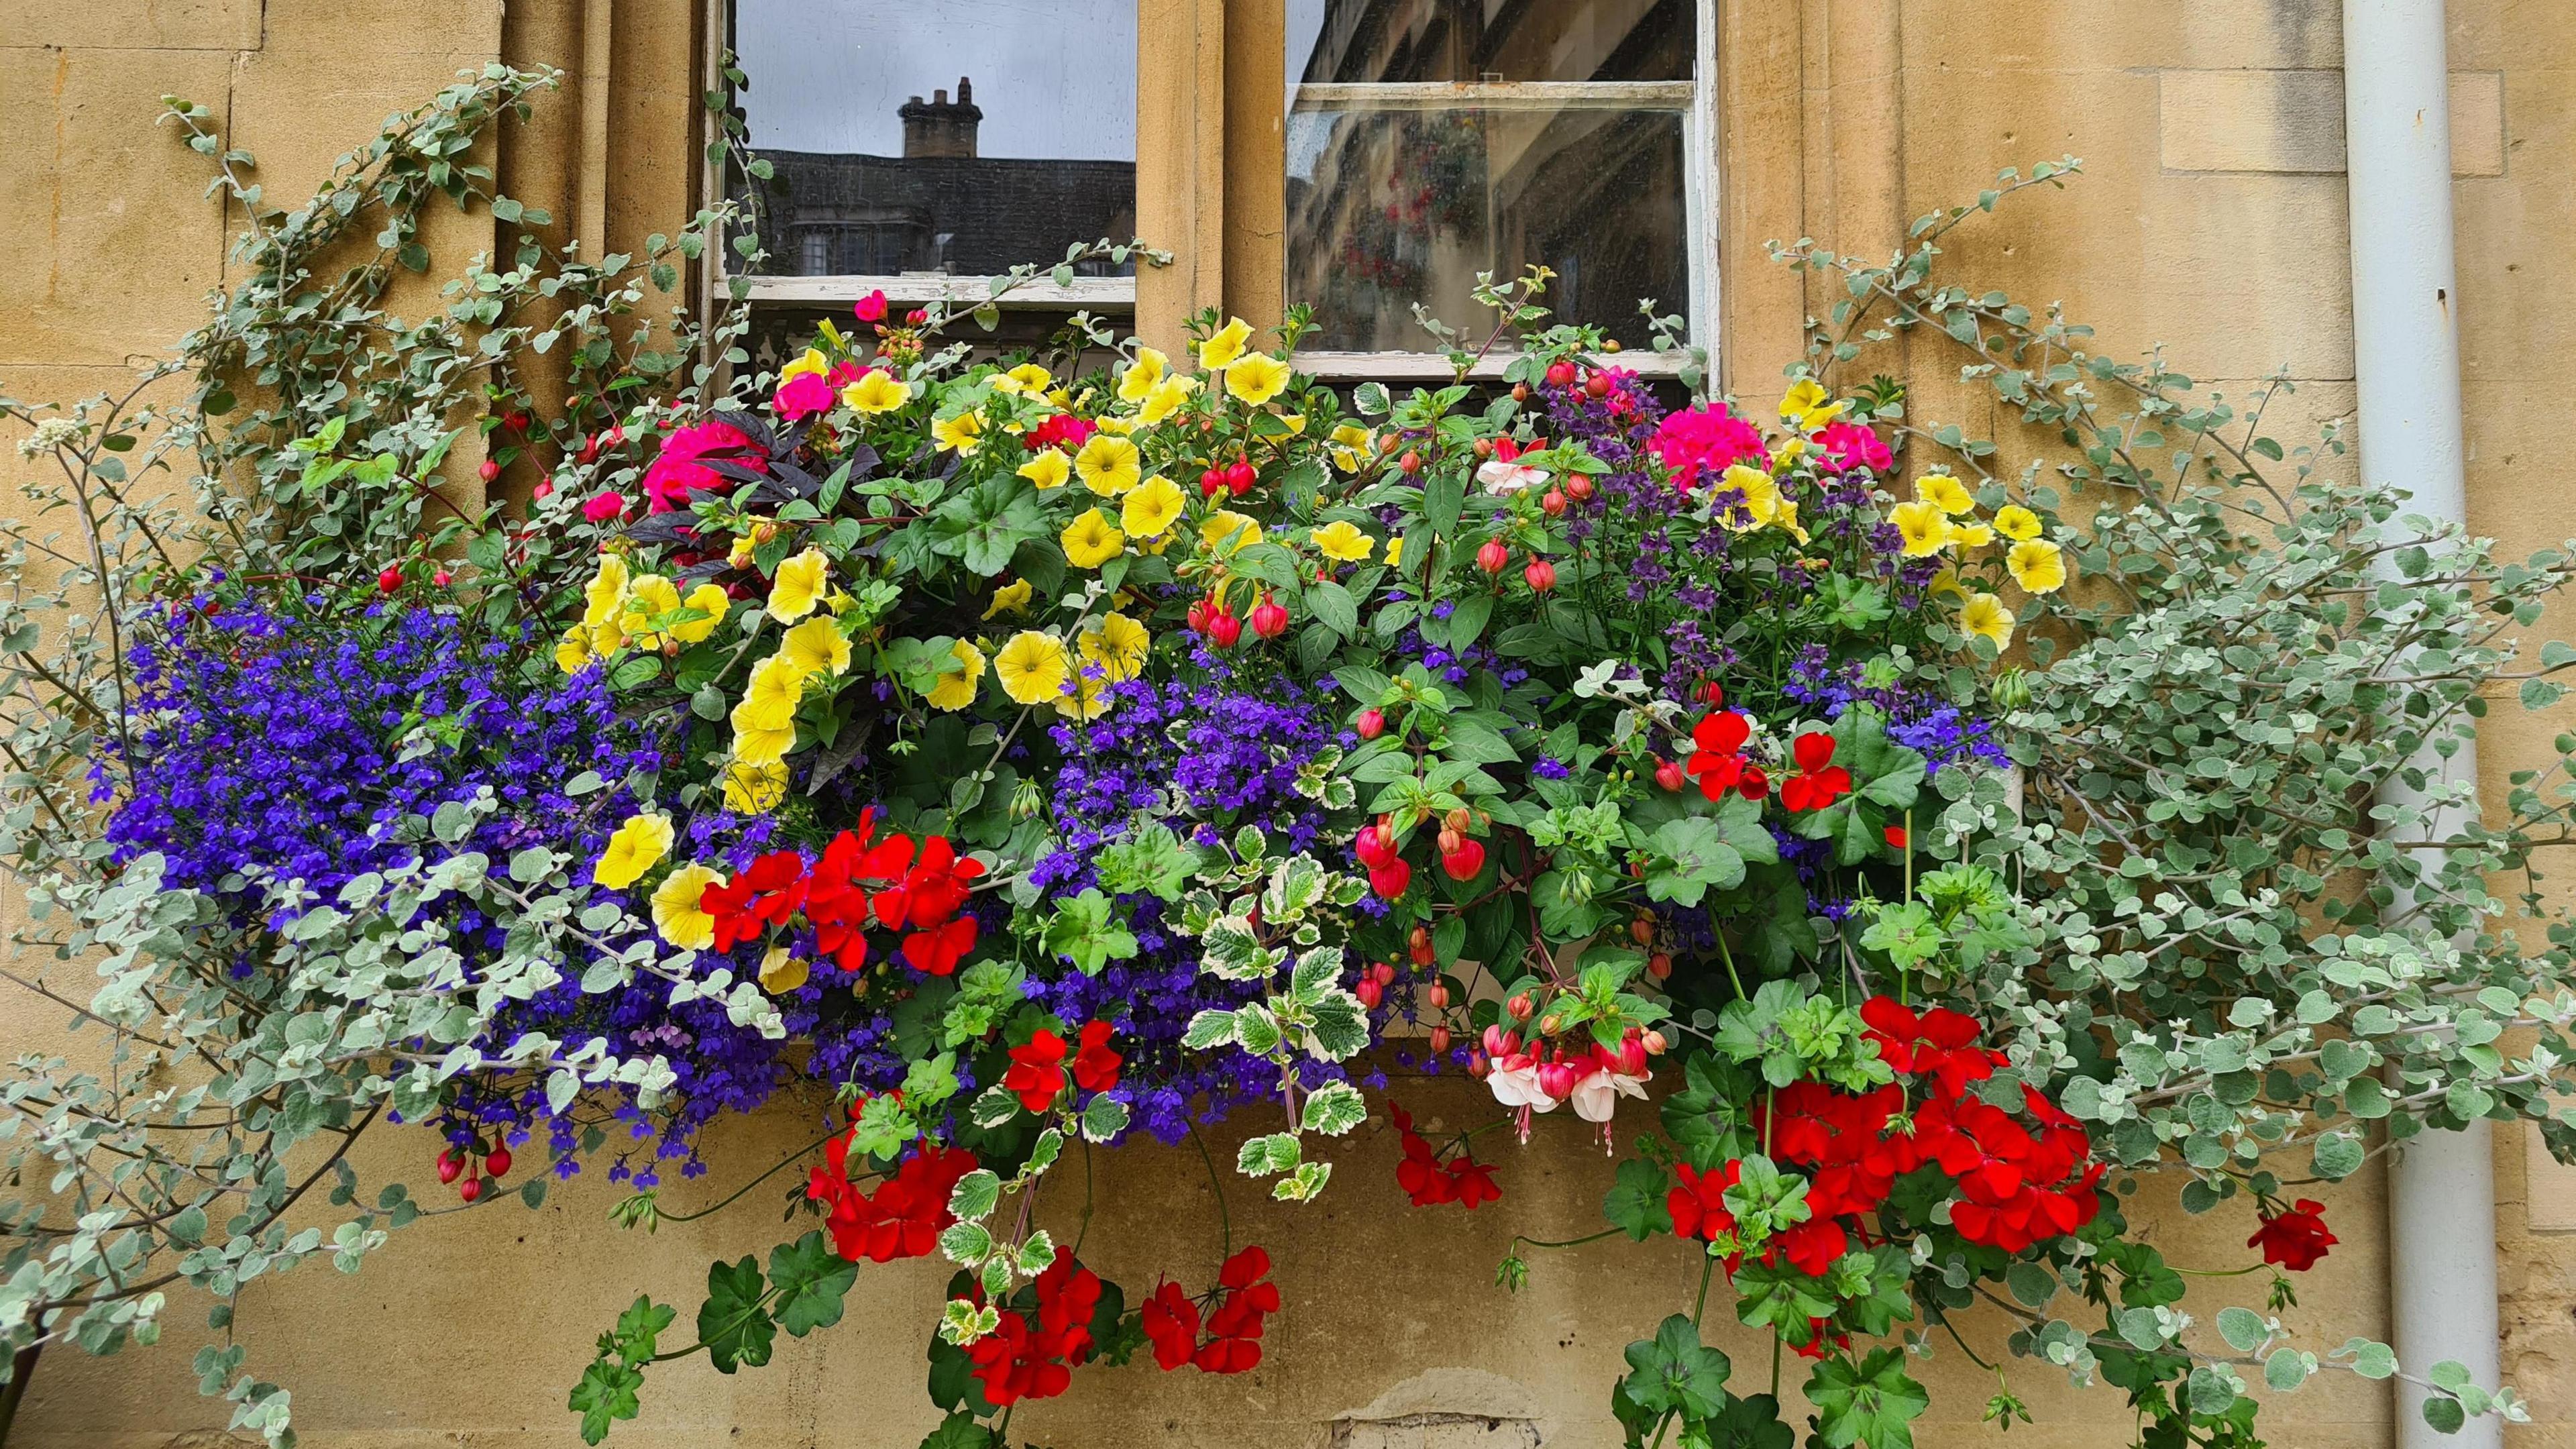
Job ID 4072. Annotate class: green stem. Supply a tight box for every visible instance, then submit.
[1691,1254,1715,1325]
[1187,1119,1232,1263]
[1515,1226,1622,1252]
[655,1130,840,1224]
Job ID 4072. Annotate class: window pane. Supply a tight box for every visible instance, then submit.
[1287,0,1690,85]
[732,0,1138,278]
[1285,105,1688,352]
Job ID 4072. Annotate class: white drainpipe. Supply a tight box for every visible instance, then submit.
[2343,4,2501,1448]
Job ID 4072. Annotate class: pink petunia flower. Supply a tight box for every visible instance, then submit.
[773,371,835,421]
[641,417,757,513]
[1649,404,1769,489]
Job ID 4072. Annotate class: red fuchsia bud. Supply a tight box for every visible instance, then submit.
[1702,681,1726,705]
[603,424,626,451]
[1648,951,1673,981]
[484,1143,512,1177]
[1437,826,1462,857]
[478,458,502,484]
[1409,936,1435,967]
[1187,598,1212,635]
[1356,708,1385,740]
[1372,961,1397,986]
[1545,360,1577,388]
[378,565,404,594]
[1429,1024,1452,1055]
[1538,1060,1580,1099]
[1208,610,1242,649]
[435,1148,464,1184]
[504,410,530,433]
[1641,1029,1669,1056]
[1368,857,1411,899]
[1511,382,1531,402]
[1468,1051,1491,1079]
[432,570,453,588]
[1426,981,1450,1010]
[1199,466,1225,499]
[1443,806,1474,833]
[1399,449,1423,475]
[1507,993,1533,1021]
[1227,458,1257,492]
[1655,758,1687,792]
[1585,372,1612,398]
[1355,977,1384,1009]
[1523,558,1557,592]
[532,479,555,500]
[1473,437,1494,460]
[1250,597,1290,640]
[1564,476,1594,502]
[1476,539,1511,575]
[1630,916,1656,946]
[458,1177,483,1203]
[1539,1013,1563,1036]
[1440,837,1485,881]
[1542,488,1566,517]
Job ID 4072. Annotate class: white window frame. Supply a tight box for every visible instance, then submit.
[706,0,1140,315]
[1285,0,1719,382]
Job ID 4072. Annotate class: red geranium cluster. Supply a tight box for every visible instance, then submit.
[702,808,985,975]
[1002,1021,1122,1114]
[967,1248,1104,1406]
[1389,1103,1502,1210]
[1139,1246,1280,1374]
[806,1136,979,1264]
[2249,1198,2337,1271]
[1666,998,2103,1276]
[1352,816,1410,900]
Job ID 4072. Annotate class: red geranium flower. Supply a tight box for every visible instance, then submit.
[806,1138,977,1264]
[903,915,979,975]
[1071,1020,1122,1093]
[1667,1159,1742,1243]
[1193,1246,1279,1374]
[1027,413,1098,451]
[773,370,835,421]
[1139,1281,1201,1371]
[1686,711,1770,802]
[1390,1103,1504,1210]
[1004,1030,1071,1113]
[1776,731,1853,813]
[2249,1199,2337,1271]
[967,1313,1071,1405]
[1860,997,2004,1099]
[702,849,808,952]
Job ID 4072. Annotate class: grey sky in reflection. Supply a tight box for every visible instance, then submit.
[735,0,1136,158]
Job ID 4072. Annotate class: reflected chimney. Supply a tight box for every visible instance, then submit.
[899,76,982,159]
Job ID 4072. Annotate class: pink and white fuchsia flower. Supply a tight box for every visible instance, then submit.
[1482,1026,1652,1146]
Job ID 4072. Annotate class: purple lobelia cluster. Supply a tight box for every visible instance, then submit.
[1026,655,1347,1142]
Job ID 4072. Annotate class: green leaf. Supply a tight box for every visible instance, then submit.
[2310,1131,2365,1179]
[570,1358,644,1444]
[948,1171,1002,1223]
[1619,1313,1734,1421]
[2215,1305,2268,1353]
[1237,1133,1301,1176]
[1807,1347,1929,1449]
[2264,1348,2312,1392]
[1300,1079,1366,1136]
[2422,1397,2468,1435]
[1080,1093,1131,1143]
[696,1256,776,1373]
[1603,1157,1673,1241]
[769,1232,859,1337]
[1307,580,1358,637]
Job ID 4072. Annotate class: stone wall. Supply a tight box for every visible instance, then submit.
[3,1,2572,1445]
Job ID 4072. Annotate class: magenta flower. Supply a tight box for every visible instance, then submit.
[641,417,756,513]
[1648,403,1769,488]
[773,371,834,421]
[1813,419,1893,475]
[581,490,629,523]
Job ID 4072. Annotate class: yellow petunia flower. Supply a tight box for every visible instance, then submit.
[1203,510,1263,555]
[1927,568,1970,603]
[780,616,853,676]
[994,631,1069,706]
[1055,669,1115,721]
[768,548,830,623]
[1081,611,1151,683]
[1138,376,1194,427]
[1118,346,1167,403]
[1384,535,1405,570]
[932,410,985,453]
[1328,423,1376,473]
[1779,378,1845,433]
[1913,473,1976,517]
[721,759,790,814]
[1018,448,1073,490]
[842,370,912,415]
[1309,520,1375,563]
[651,863,726,949]
[992,362,1053,396]
[1224,353,1294,407]
[1716,464,1782,531]
[1095,413,1140,435]
[622,573,684,649]
[674,583,730,645]
[1774,499,1812,546]
[733,650,810,734]
[582,554,631,631]
[554,623,595,674]
[1281,413,1307,434]
[593,812,675,890]
[1199,317,1254,372]
[1121,475,1185,540]
[983,579,1034,619]
[780,347,830,384]
[1994,504,2043,541]
[2006,538,2070,594]
[732,722,796,768]
[1959,592,2015,649]
[926,639,987,711]
[1074,433,1142,496]
[1061,508,1126,569]
[1889,500,1951,558]
[1951,522,1996,549]
[758,944,810,995]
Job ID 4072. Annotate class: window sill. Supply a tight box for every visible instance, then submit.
[733,274,1135,310]
[1290,350,1696,382]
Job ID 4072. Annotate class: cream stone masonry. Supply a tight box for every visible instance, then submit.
[4,1,2575,1446]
